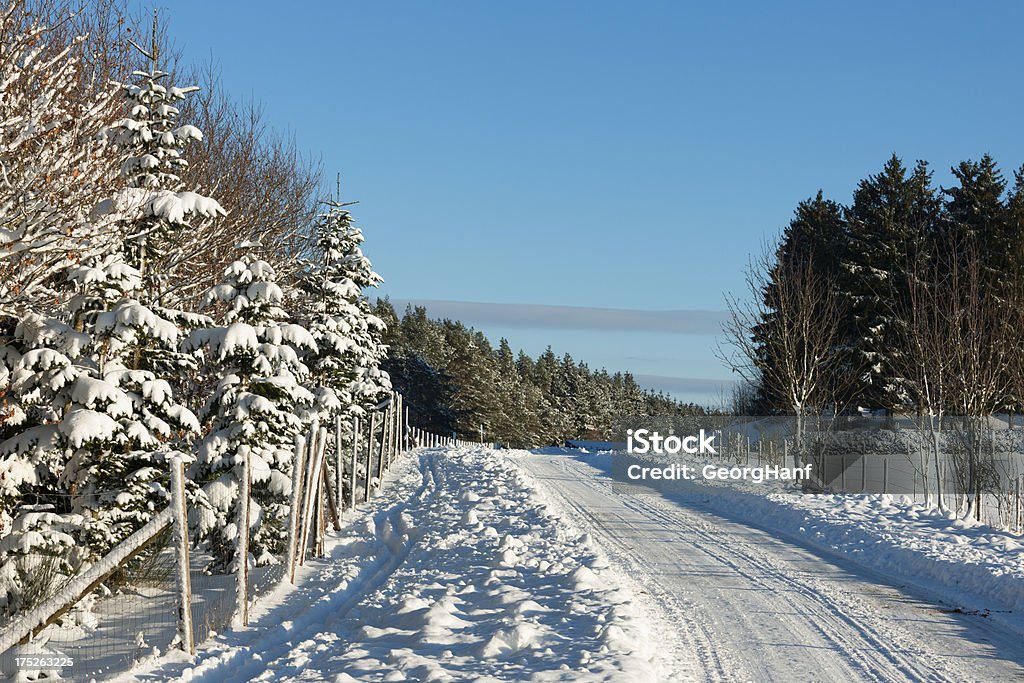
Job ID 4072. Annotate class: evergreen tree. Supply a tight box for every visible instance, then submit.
[58,32,222,555]
[399,305,447,368]
[446,328,501,439]
[100,21,224,301]
[63,254,201,551]
[514,351,545,445]
[375,303,704,446]
[943,155,1011,285]
[0,313,91,616]
[383,351,457,435]
[0,253,201,611]
[840,155,940,410]
[300,202,391,421]
[1007,166,1024,277]
[187,257,316,568]
[492,339,531,446]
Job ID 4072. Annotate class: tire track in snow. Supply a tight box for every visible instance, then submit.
[541,465,736,681]
[127,447,663,682]
[625,494,933,682]
[517,452,1024,683]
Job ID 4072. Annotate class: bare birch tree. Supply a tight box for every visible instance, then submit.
[719,242,848,450]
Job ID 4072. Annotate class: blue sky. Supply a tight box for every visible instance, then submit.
[159,1,1024,404]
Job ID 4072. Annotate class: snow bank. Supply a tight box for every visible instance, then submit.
[703,484,1024,615]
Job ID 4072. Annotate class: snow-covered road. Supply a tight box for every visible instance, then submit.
[517,451,1024,682]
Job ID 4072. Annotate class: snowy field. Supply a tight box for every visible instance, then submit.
[106,444,1024,682]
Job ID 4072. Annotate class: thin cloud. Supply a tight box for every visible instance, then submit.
[632,374,737,396]
[387,299,729,335]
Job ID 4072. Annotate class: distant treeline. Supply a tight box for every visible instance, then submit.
[373,301,708,447]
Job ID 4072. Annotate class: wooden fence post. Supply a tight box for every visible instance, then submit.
[296,424,319,555]
[1017,477,1022,533]
[400,396,407,453]
[395,394,403,456]
[365,411,377,501]
[391,393,399,463]
[322,459,341,532]
[350,415,359,509]
[169,457,194,654]
[315,472,325,557]
[287,434,306,584]
[377,405,389,487]
[400,395,406,453]
[335,413,344,512]
[299,427,328,566]
[234,447,251,627]
[390,393,398,464]
[383,396,391,471]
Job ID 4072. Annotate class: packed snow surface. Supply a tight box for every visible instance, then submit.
[516,448,1024,681]
[121,447,661,682]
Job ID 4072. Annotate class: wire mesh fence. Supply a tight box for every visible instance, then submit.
[0,391,473,681]
[0,529,179,680]
[0,539,292,680]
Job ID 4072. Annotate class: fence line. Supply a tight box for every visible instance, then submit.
[0,390,490,680]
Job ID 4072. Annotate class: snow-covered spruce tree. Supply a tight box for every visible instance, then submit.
[300,203,391,417]
[43,23,225,559]
[838,155,940,410]
[0,254,201,613]
[186,256,316,569]
[97,22,224,408]
[62,254,202,551]
[0,312,90,617]
[100,21,225,305]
